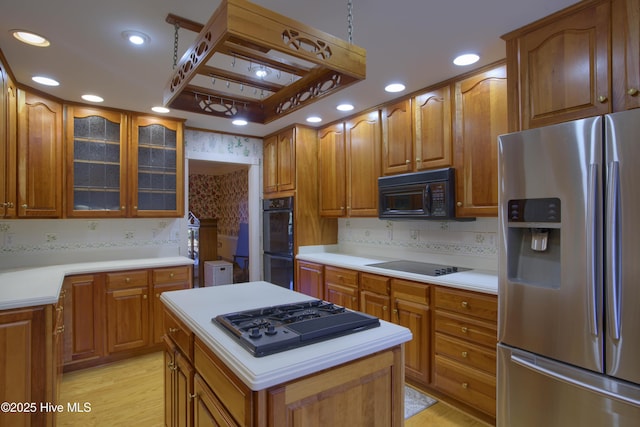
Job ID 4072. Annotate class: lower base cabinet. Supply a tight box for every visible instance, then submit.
[163,306,406,427]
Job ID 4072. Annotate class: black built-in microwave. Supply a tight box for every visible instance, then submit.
[378,168,472,220]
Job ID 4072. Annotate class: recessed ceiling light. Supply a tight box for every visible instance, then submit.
[232,119,248,126]
[385,83,405,93]
[11,30,50,47]
[306,116,322,123]
[121,30,150,46]
[81,94,104,103]
[32,76,59,86]
[336,103,354,112]
[152,106,170,114]
[453,53,480,66]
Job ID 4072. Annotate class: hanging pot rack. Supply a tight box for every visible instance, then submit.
[163,0,366,125]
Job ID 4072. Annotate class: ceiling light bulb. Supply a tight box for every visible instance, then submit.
[255,69,268,78]
[453,53,480,66]
[121,30,150,46]
[385,83,405,93]
[152,106,170,114]
[12,30,50,47]
[81,94,104,103]
[336,104,354,111]
[306,116,322,123]
[32,76,59,86]
[232,119,248,126]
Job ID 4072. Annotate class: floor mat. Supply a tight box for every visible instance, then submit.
[405,385,437,419]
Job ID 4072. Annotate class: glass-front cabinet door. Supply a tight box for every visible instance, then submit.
[130,115,184,217]
[66,106,127,217]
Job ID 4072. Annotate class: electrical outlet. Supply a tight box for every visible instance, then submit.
[45,233,57,242]
[125,231,134,239]
[410,229,419,240]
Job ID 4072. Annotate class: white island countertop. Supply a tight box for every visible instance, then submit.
[161,281,413,391]
[0,256,194,310]
[296,252,498,295]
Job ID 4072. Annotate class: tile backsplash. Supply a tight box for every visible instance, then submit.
[338,217,498,271]
[0,218,184,270]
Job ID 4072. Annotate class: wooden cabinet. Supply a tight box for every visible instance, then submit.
[0,304,58,427]
[382,99,413,175]
[164,335,194,427]
[263,127,295,194]
[105,270,150,353]
[295,260,324,298]
[360,273,391,322]
[62,274,104,367]
[65,106,128,217]
[503,0,615,130]
[130,115,185,217]
[453,62,507,217]
[319,112,381,218]
[16,89,63,218]
[152,266,192,344]
[612,0,640,111]
[0,56,18,218]
[390,279,431,386]
[324,266,359,310]
[433,286,497,418]
[318,123,347,217]
[414,85,453,170]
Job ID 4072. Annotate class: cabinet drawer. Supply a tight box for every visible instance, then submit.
[325,266,358,288]
[435,332,496,374]
[105,270,148,290]
[434,354,496,417]
[360,273,390,295]
[434,310,497,348]
[391,279,429,306]
[164,308,193,359]
[434,287,496,321]
[194,339,252,426]
[153,266,191,285]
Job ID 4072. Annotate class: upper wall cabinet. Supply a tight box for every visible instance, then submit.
[453,63,508,218]
[413,85,453,171]
[263,127,295,195]
[381,99,413,175]
[318,123,347,217]
[130,115,184,218]
[503,0,612,130]
[66,106,128,217]
[17,90,63,218]
[612,0,640,111]
[0,57,17,218]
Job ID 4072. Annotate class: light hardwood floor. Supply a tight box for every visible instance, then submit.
[58,351,490,426]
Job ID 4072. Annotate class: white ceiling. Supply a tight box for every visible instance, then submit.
[1,0,579,138]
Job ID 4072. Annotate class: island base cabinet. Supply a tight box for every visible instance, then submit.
[266,346,405,427]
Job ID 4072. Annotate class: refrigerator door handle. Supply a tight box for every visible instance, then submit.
[586,163,599,337]
[606,161,621,341]
[511,353,640,407]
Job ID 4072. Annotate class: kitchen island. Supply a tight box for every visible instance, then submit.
[161,281,412,426]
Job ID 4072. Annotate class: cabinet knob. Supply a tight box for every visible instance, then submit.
[461,382,469,389]
[170,272,175,278]
[156,293,160,298]
[351,296,357,301]
[56,306,63,312]
[456,201,462,207]
[405,160,410,164]
[121,206,126,210]
[21,204,28,209]
[597,95,608,104]
[461,327,468,333]
[383,306,388,311]
[169,327,179,334]
[189,393,197,400]
[461,301,469,308]
[142,294,147,299]
[416,158,421,163]
[125,277,131,283]
[167,361,175,369]
[628,88,639,97]
[393,309,398,314]
[462,351,468,358]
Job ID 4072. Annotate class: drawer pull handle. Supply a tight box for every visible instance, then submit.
[461,327,468,333]
[169,327,179,334]
[461,382,468,389]
[461,301,468,308]
[462,351,468,358]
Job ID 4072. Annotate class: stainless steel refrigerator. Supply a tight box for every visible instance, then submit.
[497,109,640,426]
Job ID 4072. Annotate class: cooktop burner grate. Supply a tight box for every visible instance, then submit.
[366,260,470,276]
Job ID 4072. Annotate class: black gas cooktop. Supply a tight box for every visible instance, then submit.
[213,300,380,357]
[366,260,469,276]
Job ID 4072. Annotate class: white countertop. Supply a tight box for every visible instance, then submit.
[0,256,194,310]
[296,252,498,295]
[161,281,413,391]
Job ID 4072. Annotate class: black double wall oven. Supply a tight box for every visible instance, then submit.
[263,197,294,289]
